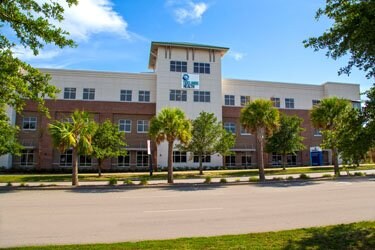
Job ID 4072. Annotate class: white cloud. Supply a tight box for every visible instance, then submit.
[12,45,60,60]
[167,1,209,24]
[228,51,246,61]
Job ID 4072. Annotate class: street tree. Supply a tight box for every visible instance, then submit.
[92,120,127,177]
[240,99,280,181]
[149,107,191,184]
[304,0,375,79]
[179,111,235,175]
[0,108,22,156]
[49,111,97,186]
[266,114,305,170]
[310,97,351,176]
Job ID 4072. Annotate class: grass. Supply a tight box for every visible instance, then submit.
[8,221,375,249]
[0,164,373,183]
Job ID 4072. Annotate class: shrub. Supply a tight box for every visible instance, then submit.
[123,179,134,185]
[354,172,365,176]
[204,176,212,184]
[272,177,284,181]
[139,178,148,185]
[39,183,45,187]
[299,173,310,179]
[6,182,12,187]
[108,177,117,185]
[249,177,258,182]
[322,174,332,178]
[220,178,227,183]
[20,182,27,187]
[235,178,241,182]
[287,176,294,180]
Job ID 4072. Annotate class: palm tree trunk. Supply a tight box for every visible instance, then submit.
[257,129,265,182]
[167,141,174,184]
[98,159,102,177]
[199,153,203,175]
[332,147,340,176]
[72,148,79,186]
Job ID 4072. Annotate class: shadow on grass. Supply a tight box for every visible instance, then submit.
[283,222,375,250]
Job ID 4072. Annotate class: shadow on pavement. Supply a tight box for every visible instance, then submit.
[160,183,227,192]
[255,180,320,188]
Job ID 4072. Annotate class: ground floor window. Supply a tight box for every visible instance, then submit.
[118,155,130,167]
[193,154,211,163]
[20,149,34,166]
[241,155,252,167]
[272,153,282,166]
[173,151,187,163]
[60,150,73,166]
[137,151,148,166]
[79,155,92,167]
[225,155,236,166]
[287,154,297,166]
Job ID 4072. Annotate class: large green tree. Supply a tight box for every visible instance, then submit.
[310,97,352,176]
[363,84,375,146]
[179,111,235,175]
[266,114,305,170]
[240,99,280,181]
[92,120,127,177]
[304,0,375,79]
[49,111,97,186]
[0,108,22,156]
[149,107,191,184]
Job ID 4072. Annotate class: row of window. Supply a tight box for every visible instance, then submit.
[224,96,323,109]
[170,61,210,74]
[173,152,212,163]
[118,120,149,133]
[64,88,151,102]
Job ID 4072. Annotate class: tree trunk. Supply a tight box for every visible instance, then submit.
[332,147,340,176]
[98,159,102,177]
[72,148,79,186]
[282,153,287,170]
[257,129,265,182]
[167,141,174,184]
[199,153,203,175]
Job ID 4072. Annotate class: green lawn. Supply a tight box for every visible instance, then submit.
[8,221,375,250]
[0,164,374,183]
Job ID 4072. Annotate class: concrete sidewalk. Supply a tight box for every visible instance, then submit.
[1,169,374,188]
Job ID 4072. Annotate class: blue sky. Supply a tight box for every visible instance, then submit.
[13,0,373,93]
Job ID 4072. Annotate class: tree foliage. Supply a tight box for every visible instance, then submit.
[149,108,191,184]
[304,0,375,79]
[0,107,22,156]
[266,114,305,169]
[179,111,235,175]
[240,99,280,181]
[92,120,127,177]
[49,111,97,186]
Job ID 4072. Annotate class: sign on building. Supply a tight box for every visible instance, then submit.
[181,73,199,89]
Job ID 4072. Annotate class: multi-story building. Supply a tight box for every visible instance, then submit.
[2,42,360,170]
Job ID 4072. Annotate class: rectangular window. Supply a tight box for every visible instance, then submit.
[287,154,297,166]
[20,149,34,166]
[224,95,235,106]
[64,88,76,99]
[170,90,187,102]
[224,122,236,134]
[137,120,149,133]
[138,90,150,102]
[79,155,92,167]
[60,149,73,166]
[272,153,282,166]
[170,61,187,72]
[120,90,132,102]
[285,98,295,109]
[225,155,236,167]
[22,117,37,130]
[313,129,322,136]
[193,91,210,103]
[119,119,131,133]
[312,99,320,106]
[118,155,130,167]
[352,101,361,110]
[83,88,95,100]
[173,151,187,163]
[271,97,280,108]
[136,151,148,166]
[193,62,210,74]
[240,126,251,135]
[240,96,251,106]
[241,156,252,167]
[193,155,211,163]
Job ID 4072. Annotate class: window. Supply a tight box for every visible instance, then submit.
[193,91,210,102]
[271,97,280,108]
[118,155,130,167]
[138,90,150,102]
[60,149,73,166]
[170,61,187,72]
[120,90,132,102]
[225,155,236,167]
[312,99,320,106]
[173,151,187,163]
[352,101,361,110]
[272,153,282,166]
[285,98,295,109]
[287,154,297,166]
[313,129,322,136]
[193,155,211,163]
[224,122,236,134]
[240,96,251,106]
[119,119,131,133]
[137,151,148,166]
[240,126,251,135]
[193,62,210,74]
[22,117,37,130]
[170,90,187,102]
[79,155,92,166]
[241,156,252,167]
[137,120,149,133]
[224,95,235,106]
[64,87,76,99]
[20,149,34,166]
[83,88,95,100]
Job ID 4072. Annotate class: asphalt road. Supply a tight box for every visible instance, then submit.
[1,178,374,248]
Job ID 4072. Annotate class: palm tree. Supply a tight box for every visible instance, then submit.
[310,97,351,176]
[240,99,279,181]
[49,111,97,186]
[149,107,191,184]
